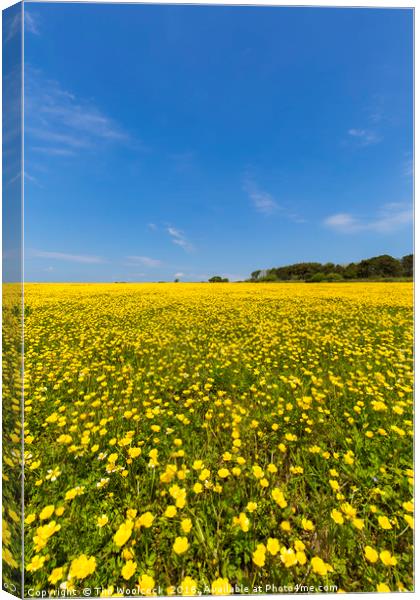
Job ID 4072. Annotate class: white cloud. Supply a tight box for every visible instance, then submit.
[174,272,185,278]
[31,146,76,157]
[5,11,39,44]
[167,227,194,252]
[25,11,40,35]
[31,250,104,264]
[324,213,358,230]
[25,68,129,157]
[347,128,382,146]
[324,203,412,234]
[126,255,162,268]
[243,178,279,215]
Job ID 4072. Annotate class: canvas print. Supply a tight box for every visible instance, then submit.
[2,1,414,597]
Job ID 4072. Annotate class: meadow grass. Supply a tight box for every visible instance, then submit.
[7,282,413,594]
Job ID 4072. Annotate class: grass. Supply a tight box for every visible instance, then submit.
[2,282,413,595]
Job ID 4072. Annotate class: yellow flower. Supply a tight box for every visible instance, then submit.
[301,518,314,531]
[138,574,156,596]
[404,514,414,528]
[331,509,344,525]
[232,512,250,532]
[193,482,203,494]
[39,505,55,520]
[137,512,154,528]
[280,547,297,568]
[252,465,264,479]
[199,468,211,481]
[165,505,177,518]
[252,543,266,567]
[211,578,231,595]
[380,551,397,566]
[173,536,189,555]
[122,548,134,561]
[341,503,357,520]
[311,556,333,576]
[128,447,141,458]
[192,460,204,470]
[33,520,61,551]
[69,554,97,579]
[272,488,287,508]
[246,502,257,513]
[378,515,392,530]
[25,514,36,525]
[364,546,378,563]
[377,583,391,593]
[181,518,192,533]
[97,515,108,527]
[217,468,230,478]
[180,576,198,596]
[121,560,137,580]
[266,538,280,556]
[48,567,64,584]
[169,484,187,508]
[403,500,414,512]
[27,555,46,572]
[352,518,364,530]
[329,480,340,491]
[280,520,291,531]
[113,520,133,547]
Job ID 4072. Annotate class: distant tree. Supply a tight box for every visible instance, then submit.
[208,276,229,283]
[308,272,326,283]
[249,254,411,282]
[308,272,343,283]
[358,255,402,279]
[322,262,336,274]
[401,254,413,278]
[324,272,343,282]
[343,263,358,279]
[174,278,179,283]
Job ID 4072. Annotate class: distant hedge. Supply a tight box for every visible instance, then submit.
[249,254,413,282]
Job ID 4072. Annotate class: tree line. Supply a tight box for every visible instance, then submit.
[249,254,413,283]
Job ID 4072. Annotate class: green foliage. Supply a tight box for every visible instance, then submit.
[250,255,413,283]
[208,276,229,283]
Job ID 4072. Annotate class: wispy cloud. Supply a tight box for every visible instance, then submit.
[167,227,194,252]
[31,146,76,157]
[31,250,104,264]
[25,68,129,157]
[366,94,387,124]
[243,178,279,215]
[126,256,162,268]
[324,203,412,234]
[403,158,413,178]
[5,10,40,43]
[347,128,382,146]
[25,11,40,35]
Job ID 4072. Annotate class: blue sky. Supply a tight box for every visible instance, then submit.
[22,3,413,282]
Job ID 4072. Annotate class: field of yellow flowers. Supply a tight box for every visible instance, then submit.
[13,282,415,594]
